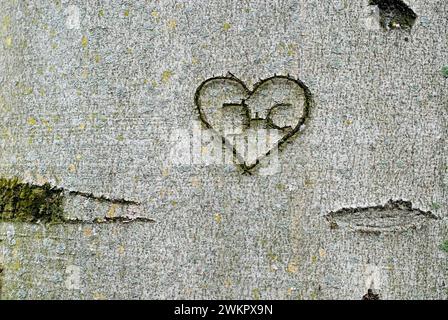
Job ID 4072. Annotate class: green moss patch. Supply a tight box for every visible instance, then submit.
[440,240,448,253]
[442,65,448,78]
[0,177,64,223]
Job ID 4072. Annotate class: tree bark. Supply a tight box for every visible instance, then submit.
[0,0,447,299]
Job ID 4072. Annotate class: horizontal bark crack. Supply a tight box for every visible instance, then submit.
[0,177,145,224]
[326,199,439,233]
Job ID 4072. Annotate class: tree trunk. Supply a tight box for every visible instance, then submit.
[0,0,447,299]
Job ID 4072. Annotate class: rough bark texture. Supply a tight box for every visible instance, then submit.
[0,0,447,299]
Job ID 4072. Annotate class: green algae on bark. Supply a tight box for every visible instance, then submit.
[0,177,64,223]
[441,240,448,253]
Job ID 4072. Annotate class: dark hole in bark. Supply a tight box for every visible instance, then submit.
[0,266,3,298]
[362,289,380,300]
[369,0,417,30]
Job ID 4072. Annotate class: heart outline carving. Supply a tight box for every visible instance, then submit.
[194,73,312,172]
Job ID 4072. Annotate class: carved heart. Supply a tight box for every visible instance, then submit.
[194,74,312,171]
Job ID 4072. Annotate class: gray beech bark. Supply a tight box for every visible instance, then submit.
[0,0,447,299]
